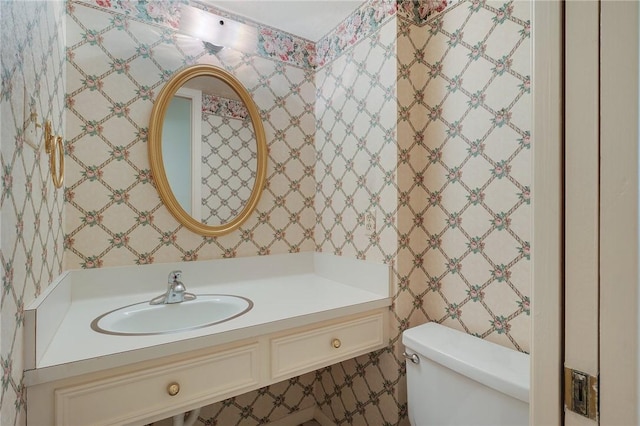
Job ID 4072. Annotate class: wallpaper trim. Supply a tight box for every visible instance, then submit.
[202,93,249,119]
[315,0,398,68]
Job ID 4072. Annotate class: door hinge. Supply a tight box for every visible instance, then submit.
[564,367,599,420]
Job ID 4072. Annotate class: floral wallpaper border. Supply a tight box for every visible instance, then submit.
[90,0,186,28]
[256,27,316,70]
[315,0,398,68]
[396,0,457,24]
[202,93,248,119]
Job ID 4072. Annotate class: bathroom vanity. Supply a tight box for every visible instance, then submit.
[24,253,391,425]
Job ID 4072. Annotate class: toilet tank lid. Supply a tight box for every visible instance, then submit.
[402,322,530,403]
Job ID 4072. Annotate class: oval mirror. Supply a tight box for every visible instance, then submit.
[149,65,267,236]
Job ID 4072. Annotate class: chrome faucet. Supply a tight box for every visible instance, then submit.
[150,270,197,305]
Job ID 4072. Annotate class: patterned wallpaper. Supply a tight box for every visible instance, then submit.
[201,112,256,224]
[0,1,66,425]
[315,19,398,263]
[314,16,401,424]
[314,0,530,424]
[397,0,531,353]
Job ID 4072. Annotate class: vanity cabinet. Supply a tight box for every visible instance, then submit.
[53,344,260,426]
[27,309,388,425]
[271,312,385,381]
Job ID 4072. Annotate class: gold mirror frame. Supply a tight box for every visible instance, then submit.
[148,64,267,236]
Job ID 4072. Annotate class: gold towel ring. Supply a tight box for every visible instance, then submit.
[50,136,64,189]
[44,121,64,189]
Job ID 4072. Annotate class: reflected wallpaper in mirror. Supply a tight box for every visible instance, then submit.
[161,77,257,226]
[200,91,257,224]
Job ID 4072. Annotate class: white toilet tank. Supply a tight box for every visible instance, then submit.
[402,322,529,426]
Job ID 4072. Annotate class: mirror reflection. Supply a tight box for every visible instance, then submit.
[161,75,257,226]
[149,64,266,236]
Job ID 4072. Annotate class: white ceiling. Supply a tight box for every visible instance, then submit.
[202,1,365,42]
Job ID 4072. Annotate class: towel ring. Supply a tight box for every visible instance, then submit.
[44,121,64,189]
[50,136,64,189]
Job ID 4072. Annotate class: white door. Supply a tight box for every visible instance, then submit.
[530,1,562,424]
[532,2,639,424]
[599,1,639,424]
[564,1,599,424]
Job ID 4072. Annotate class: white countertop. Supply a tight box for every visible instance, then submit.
[24,252,391,386]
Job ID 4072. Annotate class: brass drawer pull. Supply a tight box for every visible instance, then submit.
[332,338,341,349]
[167,382,180,396]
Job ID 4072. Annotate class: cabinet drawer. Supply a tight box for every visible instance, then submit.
[271,313,385,380]
[55,343,259,426]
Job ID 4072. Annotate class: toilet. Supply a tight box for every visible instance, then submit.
[402,322,530,425]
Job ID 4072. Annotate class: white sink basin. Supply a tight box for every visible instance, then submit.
[90,295,253,336]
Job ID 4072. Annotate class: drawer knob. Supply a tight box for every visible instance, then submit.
[167,382,180,396]
[332,338,341,349]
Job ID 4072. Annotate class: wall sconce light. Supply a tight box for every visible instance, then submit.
[177,5,257,53]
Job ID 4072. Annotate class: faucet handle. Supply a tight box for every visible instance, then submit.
[168,270,182,283]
